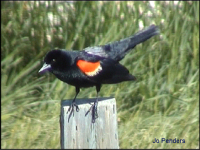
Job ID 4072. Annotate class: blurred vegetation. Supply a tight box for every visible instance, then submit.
[1,1,199,149]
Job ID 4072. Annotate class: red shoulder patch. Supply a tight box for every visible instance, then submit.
[77,60,102,76]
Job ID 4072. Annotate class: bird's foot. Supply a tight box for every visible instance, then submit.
[85,101,98,123]
[67,101,79,122]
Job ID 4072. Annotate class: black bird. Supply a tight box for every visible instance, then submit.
[39,25,159,123]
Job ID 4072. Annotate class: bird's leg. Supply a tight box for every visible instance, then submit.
[85,85,101,123]
[92,92,99,123]
[67,87,80,122]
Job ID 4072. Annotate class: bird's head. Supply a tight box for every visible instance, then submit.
[39,49,71,74]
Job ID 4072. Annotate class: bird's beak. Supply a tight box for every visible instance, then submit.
[38,63,51,74]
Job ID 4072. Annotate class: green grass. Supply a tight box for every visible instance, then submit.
[1,1,199,149]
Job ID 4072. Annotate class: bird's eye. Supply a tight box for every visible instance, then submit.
[51,59,56,64]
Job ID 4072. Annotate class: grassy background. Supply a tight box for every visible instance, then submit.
[1,1,199,149]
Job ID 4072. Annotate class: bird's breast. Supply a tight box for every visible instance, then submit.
[52,69,97,88]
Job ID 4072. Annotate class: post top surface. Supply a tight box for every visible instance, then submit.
[61,97,115,106]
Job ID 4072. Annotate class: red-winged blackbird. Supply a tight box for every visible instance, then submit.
[39,25,159,123]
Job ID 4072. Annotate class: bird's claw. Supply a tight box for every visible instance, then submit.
[67,101,79,122]
[85,102,98,123]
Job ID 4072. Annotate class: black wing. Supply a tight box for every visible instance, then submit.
[83,25,159,62]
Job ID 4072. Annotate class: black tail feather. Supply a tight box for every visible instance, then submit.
[105,24,159,61]
[126,25,159,51]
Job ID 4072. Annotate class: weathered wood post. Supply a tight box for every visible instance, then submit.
[60,97,119,149]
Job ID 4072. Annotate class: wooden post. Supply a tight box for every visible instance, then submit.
[60,97,119,149]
